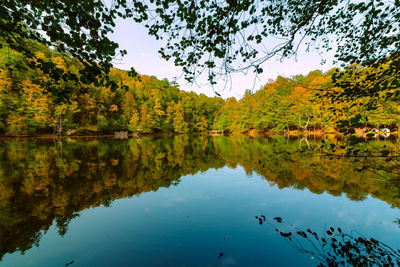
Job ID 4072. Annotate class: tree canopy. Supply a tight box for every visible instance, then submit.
[135,0,400,83]
[1,0,146,99]
[2,1,399,89]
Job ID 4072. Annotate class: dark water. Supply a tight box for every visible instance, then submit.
[0,135,399,266]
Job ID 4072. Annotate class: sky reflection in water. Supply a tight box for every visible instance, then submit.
[0,135,399,266]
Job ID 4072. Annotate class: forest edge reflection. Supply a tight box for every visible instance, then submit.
[0,135,399,261]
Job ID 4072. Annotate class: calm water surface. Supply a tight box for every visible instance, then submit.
[0,135,399,266]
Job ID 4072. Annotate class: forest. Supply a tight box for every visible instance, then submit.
[0,42,399,136]
[1,1,399,266]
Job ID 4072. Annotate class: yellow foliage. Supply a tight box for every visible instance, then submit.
[110,104,118,112]
[0,69,11,90]
[6,112,27,135]
[53,56,67,70]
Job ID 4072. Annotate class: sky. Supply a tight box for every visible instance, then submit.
[110,19,338,99]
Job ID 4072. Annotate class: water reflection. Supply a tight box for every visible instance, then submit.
[0,135,399,261]
[256,216,400,267]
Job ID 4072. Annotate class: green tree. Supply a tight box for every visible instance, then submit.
[52,101,80,135]
[171,102,188,134]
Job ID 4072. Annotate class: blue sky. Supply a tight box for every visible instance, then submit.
[110,19,337,99]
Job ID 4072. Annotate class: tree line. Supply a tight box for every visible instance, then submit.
[0,43,399,136]
[214,66,400,133]
[0,43,224,135]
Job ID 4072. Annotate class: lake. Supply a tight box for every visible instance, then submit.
[0,135,399,266]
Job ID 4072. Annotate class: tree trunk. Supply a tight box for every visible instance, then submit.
[299,116,310,131]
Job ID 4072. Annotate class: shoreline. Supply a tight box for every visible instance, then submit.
[0,130,397,140]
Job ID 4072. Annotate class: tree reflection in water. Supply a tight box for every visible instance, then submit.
[256,215,400,267]
[0,135,399,260]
